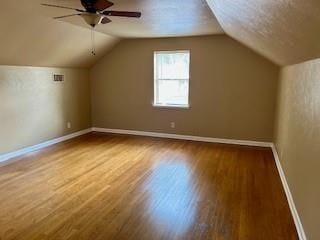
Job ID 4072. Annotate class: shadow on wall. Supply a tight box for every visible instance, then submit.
[0,66,91,154]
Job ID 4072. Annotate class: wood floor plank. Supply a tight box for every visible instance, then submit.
[0,133,298,240]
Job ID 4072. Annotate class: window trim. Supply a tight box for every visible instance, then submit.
[153,50,190,109]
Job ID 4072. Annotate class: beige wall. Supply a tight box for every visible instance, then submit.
[0,65,91,155]
[274,59,320,240]
[90,35,279,141]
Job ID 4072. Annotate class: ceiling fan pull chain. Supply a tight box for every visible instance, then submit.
[91,27,96,56]
[41,1,142,57]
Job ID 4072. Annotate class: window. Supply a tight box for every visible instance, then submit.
[154,51,190,108]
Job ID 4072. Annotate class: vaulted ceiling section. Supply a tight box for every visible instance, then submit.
[206,0,320,66]
[44,0,223,38]
[1,0,320,68]
[0,0,222,68]
[0,0,119,68]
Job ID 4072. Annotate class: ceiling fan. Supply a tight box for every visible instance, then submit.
[42,0,141,55]
[41,0,142,28]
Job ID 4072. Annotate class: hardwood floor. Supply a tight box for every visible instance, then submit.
[0,133,298,240]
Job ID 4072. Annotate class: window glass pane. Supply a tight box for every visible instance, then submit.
[156,52,190,80]
[157,80,189,105]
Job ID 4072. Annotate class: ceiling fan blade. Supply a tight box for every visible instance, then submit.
[100,16,112,24]
[94,0,114,11]
[102,10,142,18]
[41,3,85,12]
[53,14,82,19]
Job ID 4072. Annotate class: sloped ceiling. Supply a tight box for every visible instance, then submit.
[0,0,119,68]
[0,0,223,68]
[206,0,320,66]
[42,0,223,38]
[4,0,320,67]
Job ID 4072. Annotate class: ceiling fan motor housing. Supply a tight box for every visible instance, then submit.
[81,0,98,13]
[81,13,103,27]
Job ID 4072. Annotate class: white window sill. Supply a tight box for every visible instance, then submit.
[152,104,190,109]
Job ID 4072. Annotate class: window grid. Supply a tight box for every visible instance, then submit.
[153,50,190,108]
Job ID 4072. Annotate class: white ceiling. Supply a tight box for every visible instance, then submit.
[206,0,320,66]
[41,0,224,38]
[3,0,320,67]
[0,0,223,67]
[0,0,119,68]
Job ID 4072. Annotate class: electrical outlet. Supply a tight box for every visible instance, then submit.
[170,122,176,129]
[67,122,72,129]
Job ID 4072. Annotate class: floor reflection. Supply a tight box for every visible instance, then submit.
[143,159,197,236]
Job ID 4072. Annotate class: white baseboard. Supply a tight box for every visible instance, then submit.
[0,128,92,165]
[271,144,307,240]
[0,127,271,165]
[93,127,305,239]
[92,127,273,147]
[0,126,306,239]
